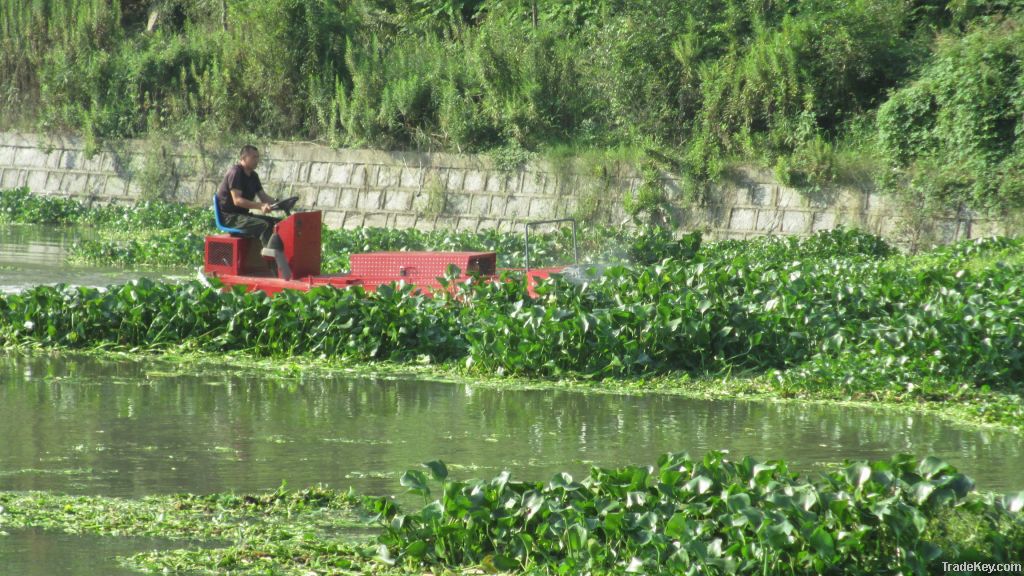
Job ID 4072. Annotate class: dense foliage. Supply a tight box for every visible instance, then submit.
[2,187,1021,428]
[877,17,1024,211]
[2,1,1024,209]
[3,454,1021,575]
[0,185,209,230]
[1,217,1021,395]
[371,454,1024,575]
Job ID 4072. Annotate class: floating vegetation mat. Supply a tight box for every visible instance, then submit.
[2,453,1022,575]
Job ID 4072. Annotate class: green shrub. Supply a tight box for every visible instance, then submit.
[877,17,1024,212]
[4,1,1024,210]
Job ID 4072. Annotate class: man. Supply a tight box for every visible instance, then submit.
[216,145,279,257]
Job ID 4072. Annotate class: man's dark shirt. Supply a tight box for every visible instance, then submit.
[217,164,263,215]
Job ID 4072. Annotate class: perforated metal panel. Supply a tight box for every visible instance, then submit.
[204,235,246,275]
[349,252,497,278]
[208,242,234,266]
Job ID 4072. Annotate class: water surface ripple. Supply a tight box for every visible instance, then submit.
[1,353,1020,498]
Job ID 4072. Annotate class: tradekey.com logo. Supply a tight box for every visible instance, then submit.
[943,562,1022,574]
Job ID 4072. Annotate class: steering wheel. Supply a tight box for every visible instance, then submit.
[269,196,299,216]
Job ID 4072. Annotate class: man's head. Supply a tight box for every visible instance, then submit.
[239,145,260,171]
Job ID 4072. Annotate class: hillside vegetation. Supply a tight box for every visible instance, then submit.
[2,0,1023,211]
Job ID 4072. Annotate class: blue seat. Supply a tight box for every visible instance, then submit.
[213,195,244,235]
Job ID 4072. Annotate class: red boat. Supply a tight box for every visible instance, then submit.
[203,197,576,296]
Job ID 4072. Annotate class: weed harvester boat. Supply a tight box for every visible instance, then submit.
[203,197,577,296]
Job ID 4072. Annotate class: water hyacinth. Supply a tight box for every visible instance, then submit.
[3,454,1020,575]
[0,227,1022,394]
[368,453,1024,575]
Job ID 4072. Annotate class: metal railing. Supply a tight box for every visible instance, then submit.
[524,218,578,273]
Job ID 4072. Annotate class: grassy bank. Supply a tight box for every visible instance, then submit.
[2,1,1024,213]
[1,454,1022,575]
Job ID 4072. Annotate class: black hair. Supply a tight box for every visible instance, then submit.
[239,145,259,158]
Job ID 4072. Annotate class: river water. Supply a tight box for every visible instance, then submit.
[1,353,1021,498]
[0,224,184,292]
[1,352,1022,574]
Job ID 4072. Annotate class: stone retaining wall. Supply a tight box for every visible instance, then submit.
[0,132,1013,247]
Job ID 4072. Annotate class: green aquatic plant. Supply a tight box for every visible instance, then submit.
[2,185,1022,420]
[372,453,1024,575]
[0,484,388,575]
[0,186,212,233]
[1,228,1021,392]
[2,454,1021,575]
[0,187,85,225]
[461,233,1023,387]
[68,231,207,268]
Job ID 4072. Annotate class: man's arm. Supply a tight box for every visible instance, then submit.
[231,189,272,213]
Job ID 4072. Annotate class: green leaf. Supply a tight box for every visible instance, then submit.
[404,540,428,558]
[400,470,430,497]
[665,512,688,539]
[686,475,713,495]
[419,500,444,522]
[566,524,587,550]
[763,520,794,549]
[844,463,871,488]
[423,460,448,481]
[752,462,778,483]
[626,491,647,508]
[942,474,975,498]
[549,472,575,490]
[793,487,817,511]
[376,544,395,566]
[912,481,935,505]
[524,485,548,518]
[604,512,624,534]
[493,555,519,571]
[727,492,751,512]
[808,526,835,557]
[917,456,955,479]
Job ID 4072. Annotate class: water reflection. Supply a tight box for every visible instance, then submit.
[0,224,183,292]
[0,528,186,576]
[1,352,1021,498]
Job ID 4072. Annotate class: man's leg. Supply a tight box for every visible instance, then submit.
[221,213,279,247]
[250,215,281,247]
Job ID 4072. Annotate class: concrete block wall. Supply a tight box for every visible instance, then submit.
[0,132,1012,247]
